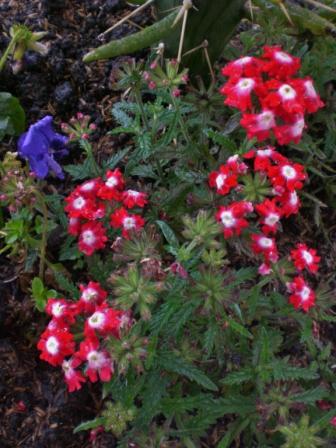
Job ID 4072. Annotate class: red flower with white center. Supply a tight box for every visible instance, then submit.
[45,298,76,324]
[240,110,276,142]
[262,80,303,115]
[220,77,263,111]
[75,178,102,198]
[79,281,108,313]
[287,276,316,312]
[290,243,320,273]
[221,56,262,79]
[65,192,96,219]
[251,233,278,263]
[244,146,284,172]
[84,305,124,338]
[68,217,82,236]
[208,165,238,196]
[62,358,86,392]
[78,221,108,256]
[97,169,125,201]
[122,190,148,209]
[77,337,114,383]
[110,207,145,239]
[215,201,253,239]
[37,328,75,366]
[261,46,300,79]
[255,199,282,234]
[226,155,248,174]
[274,115,306,145]
[267,160,306,191]
[292,77,324,113]
[277,190,301,217]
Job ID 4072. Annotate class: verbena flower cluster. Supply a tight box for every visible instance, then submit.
[210,47,322,312]
[220,46,324,145]
[37,281,131,392]
[65,169,147,256]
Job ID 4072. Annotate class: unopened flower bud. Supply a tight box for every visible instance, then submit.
[89,123,97,130]
[172,88,181,98]
[77,112,84,120]
[150,61,157,70]
[148,81,156,90]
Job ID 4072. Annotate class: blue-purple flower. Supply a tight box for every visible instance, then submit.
[18,115,68,179]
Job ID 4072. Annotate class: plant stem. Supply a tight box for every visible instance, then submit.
[170,91,192,145]
[35,191,49,280]
[0,36,17,72]
[134,88,150,132]
[81,139,101,176]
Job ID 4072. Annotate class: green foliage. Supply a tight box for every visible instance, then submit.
[31,277,58,312]
[0,92,25,141]
[279,415,324,448]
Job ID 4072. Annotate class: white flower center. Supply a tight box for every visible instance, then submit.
[259,237,273,248]
[289,191,298,205]
[105,176,118,188]
[46,336,59,355]
[237,78,255,92]
[82,230,96,245]
[304,80,317,98]
[82,288,98,302]
[123,217,136,230]
[127,190,140,197]
[300,286,311,301]
[258,111,275,130]
[275,51,292,63]
[302,250,313,264]
[279,84,296,100]
[291,118,305,137]
[257,149,272,157]
[87,350,105,368]
[73,197,85,209]
[282,165,296,180]
[235,56,252,66]
[216,174,227,189]
[220,211,236,228]
[52,302,65,317]
[88,312,105,328]
[81,181,95,192]
[265,213,280,226]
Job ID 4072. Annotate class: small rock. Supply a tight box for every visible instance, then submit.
[54,81,73,105]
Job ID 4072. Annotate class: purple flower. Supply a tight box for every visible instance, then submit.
[18,115,68,179]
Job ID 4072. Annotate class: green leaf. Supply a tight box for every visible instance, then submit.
[74,417,107,433]
[158,352,218,391]
[227,318,253,339]
[102,147,130,170]
[0,92,25,140]
[156,220,179,248]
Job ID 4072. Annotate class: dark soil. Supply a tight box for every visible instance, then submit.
[0,1,150,446]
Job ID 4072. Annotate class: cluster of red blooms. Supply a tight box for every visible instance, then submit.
[209,149,320,312]
[37,281,131,392]
[65,169,147,256]
[220,46,324,145]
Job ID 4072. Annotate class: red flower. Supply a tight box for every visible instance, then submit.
[262,80,303,115]
[251,233,278,263]
[68,217,82,236]
[287,276,315,312]
[258,263,272,276]
[62,358,86,392]
[220,77,263,111]
[208,165,238,196]
[267,160,306,191]
[290,243,320,273]
[78,221,108,256]
[77,336,114,383]
[277,190,301,217]
[37,328,75,366]
[292,77,324,113]
[75,178,102,198]
[261,46,300,79]
[330,416,336,427]
[273,115,306,145]
[255,198,282,234]
[110,207,145,239]
[45,298,76,324]
[226,155,248,174]
[84,304,124,338]
[240,110,276,142]
[97,169,125,200]
[216,201,253,238]
[78,281,108,313]
[221,56,262,79]
[65,192,97,219]
[122,190,148,208]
